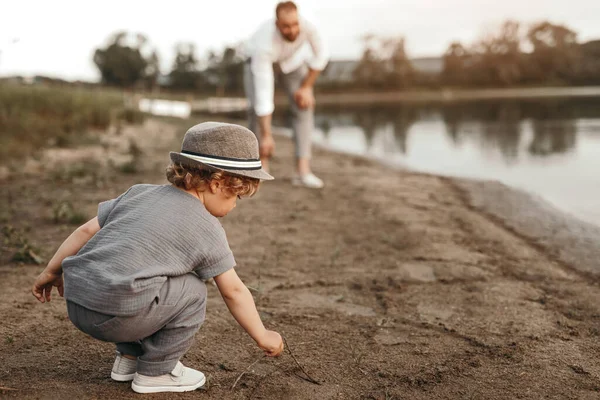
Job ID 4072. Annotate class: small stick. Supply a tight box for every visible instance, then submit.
[231,358,261,390]
[0,387,18,391]
[283,336,320,385]
[246,285,260,292]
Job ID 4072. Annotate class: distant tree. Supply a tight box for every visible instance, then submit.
[207,45,244,96]
[471,20,524,86]
[577,40,600,84]
[93,31,159,88]
[353,35,386,88]
[145,50,161,90]
[353,34,414,89]
[385,37,414,88]
[203,45,245,95]
[169,42,205,90]
[442,41,471,85]
[525,22,580,83]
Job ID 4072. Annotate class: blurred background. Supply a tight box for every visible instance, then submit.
[1,0,600,225]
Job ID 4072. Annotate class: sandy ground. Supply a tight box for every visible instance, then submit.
[454,179,600,277]
[1,119,599,399]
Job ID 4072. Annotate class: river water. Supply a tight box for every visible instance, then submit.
[300,98,600,226]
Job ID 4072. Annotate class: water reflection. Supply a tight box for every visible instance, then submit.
[529,120,577,156]
[306,97,600,225]
[443,102,523,163]
[310,98,600,163]
[347,107,418,154]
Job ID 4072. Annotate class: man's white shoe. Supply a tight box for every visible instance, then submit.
[131,361,206,394]
[292,173,324,189]
[111,352,137,382]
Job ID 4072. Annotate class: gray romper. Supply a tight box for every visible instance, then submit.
[63,184,235,376]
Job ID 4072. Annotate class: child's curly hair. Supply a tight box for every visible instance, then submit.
[166,163,260,197]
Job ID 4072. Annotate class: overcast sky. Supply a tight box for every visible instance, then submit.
[1,0,598,81]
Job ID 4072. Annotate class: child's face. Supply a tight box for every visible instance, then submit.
[204,182,238,218]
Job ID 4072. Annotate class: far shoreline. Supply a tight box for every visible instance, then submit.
[190,86,600,113]
[294,86,600,106]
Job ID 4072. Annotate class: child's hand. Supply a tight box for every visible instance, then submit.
[32,270,64,303]
[257,330,284,357]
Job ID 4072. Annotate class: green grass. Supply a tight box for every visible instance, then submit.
[2,224,44,264]
[0,84,126,162]
[52,201,88,225]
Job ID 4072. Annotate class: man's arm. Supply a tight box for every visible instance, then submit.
[32,217,100,303]
[251,54,276,158]
[294,19,329,109]
[301,68,321,90]
[214,268,283,356]
[305,18,329,74]
[257,113,273,142]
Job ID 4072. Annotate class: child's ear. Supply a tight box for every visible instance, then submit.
[209,180,221,194]
[184,173,192,189]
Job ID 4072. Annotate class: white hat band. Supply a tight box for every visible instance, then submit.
[180,151,262,170]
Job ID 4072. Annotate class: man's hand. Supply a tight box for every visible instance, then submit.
[32,270,64,303]
[257,330,284,357]
[259,135,276,159]
[293,86,315,110]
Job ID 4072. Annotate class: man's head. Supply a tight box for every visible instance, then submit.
[275,1,300,42]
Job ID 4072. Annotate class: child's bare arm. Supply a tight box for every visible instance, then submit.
[214,268,284,356]
[32,217,101,303]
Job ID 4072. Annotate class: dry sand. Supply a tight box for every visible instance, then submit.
[1,119,598,399]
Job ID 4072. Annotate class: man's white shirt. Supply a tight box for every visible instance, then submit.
[245,17,329,116]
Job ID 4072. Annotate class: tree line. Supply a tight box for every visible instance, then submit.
[353,20,600,89]
[92,31,245,94]
[91,21,600,94]
[440,21,600,87]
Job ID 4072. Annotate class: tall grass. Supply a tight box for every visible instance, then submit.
[0,84,125,161]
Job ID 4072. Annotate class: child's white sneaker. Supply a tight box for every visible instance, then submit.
[111,352,137,382]
[292,173,324,189]
[131,361,206,394]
